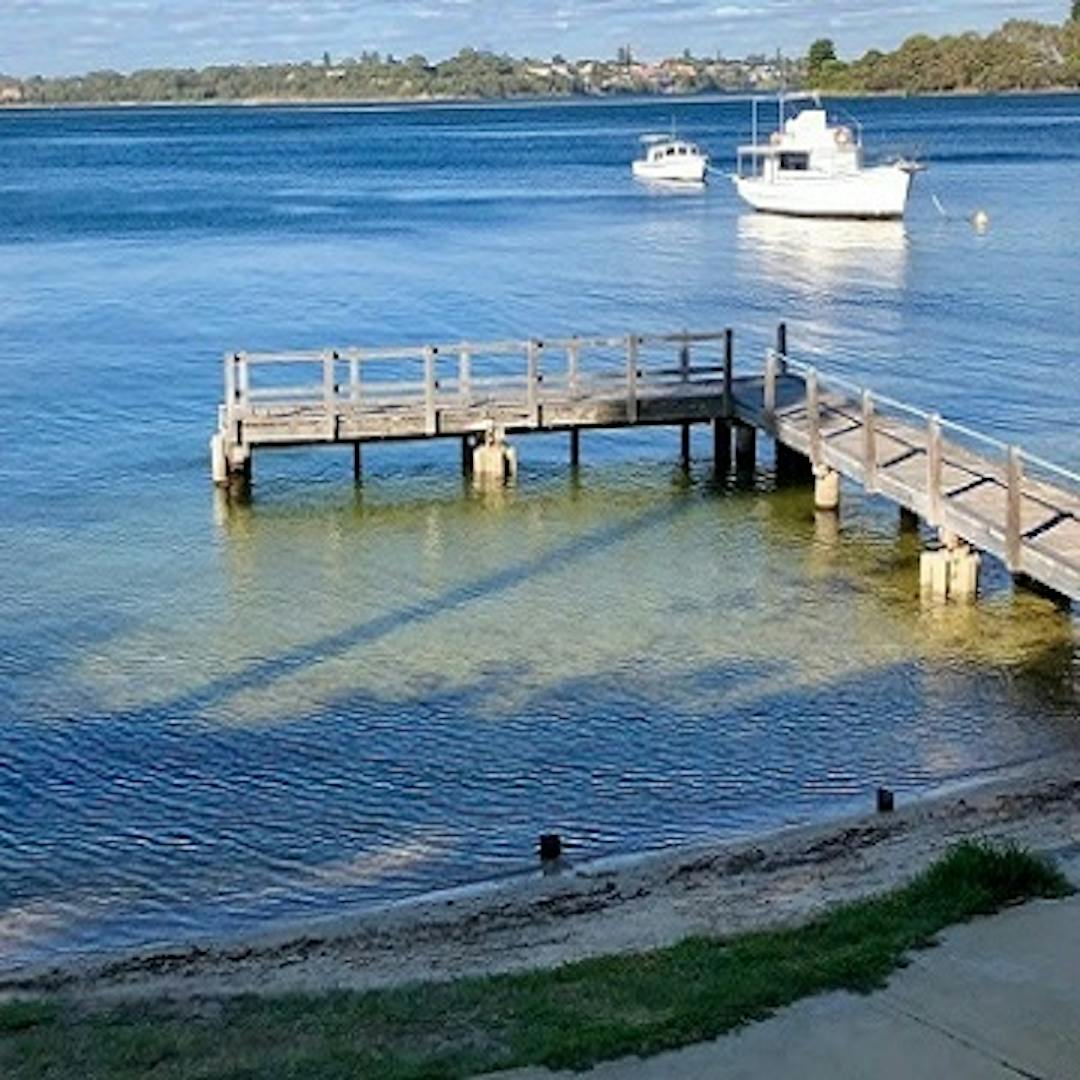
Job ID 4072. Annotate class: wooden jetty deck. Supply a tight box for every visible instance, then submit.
[211,327,1080,605]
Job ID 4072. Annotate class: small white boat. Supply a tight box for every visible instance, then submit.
[733,94,921,219]
[633,133,709,184]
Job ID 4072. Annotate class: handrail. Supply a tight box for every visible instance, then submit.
[236,330,733,367]
[1018,450,1080,490]
[783,355,1040,464]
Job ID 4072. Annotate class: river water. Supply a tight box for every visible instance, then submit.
[1,94,1078,968]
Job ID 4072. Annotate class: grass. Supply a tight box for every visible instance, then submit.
[0,842,1071,1080]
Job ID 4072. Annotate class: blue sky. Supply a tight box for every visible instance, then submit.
[1,0,1068,77]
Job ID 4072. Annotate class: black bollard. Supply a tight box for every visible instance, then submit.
[539,834,563,863]
[877,787,895,814]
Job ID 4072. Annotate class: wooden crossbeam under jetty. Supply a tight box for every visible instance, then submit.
[210,326,1080,605]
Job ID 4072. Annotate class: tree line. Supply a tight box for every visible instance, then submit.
[807,11,1080,94]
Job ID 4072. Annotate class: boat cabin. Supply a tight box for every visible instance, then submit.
[736,103,863,183]
[640,137,704,165]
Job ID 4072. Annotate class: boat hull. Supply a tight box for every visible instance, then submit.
[733,165,913,219]
[633,158,708,184]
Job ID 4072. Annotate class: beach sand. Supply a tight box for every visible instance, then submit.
[3,760,1078,1003]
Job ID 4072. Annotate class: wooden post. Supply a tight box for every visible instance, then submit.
[567,339,580,398]
[723,328,734,420]
[526,340,541,427]
[626,334,639,424]
[680,424,691,470]
[679,336,690,383]
[224,351,237,416]
[735,424,756,481]
[424,346,437,436]
[763,349,777,431]
[714,419,731,476]
[323,350,336,440]
[570,428,580,469]
[1006,445,1023,573]
[461,434,474,476]
[927,414,943,526]
[322,351,335,409]
[349,356,361,405]
[237,353,250,409]
[353,442,362,483]
[458,348,471,405]
[776,322,788,373]
[806,367,821,466]
[862,389,877,492]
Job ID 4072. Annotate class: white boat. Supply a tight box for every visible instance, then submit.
[733,94,921,219]
[632,134,709,184]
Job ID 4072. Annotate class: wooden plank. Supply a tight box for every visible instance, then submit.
[626,335,639,424]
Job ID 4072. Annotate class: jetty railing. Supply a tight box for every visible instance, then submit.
[222,331,738,438]
[762,349,1080,594]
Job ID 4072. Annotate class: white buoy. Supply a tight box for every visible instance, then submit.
[971,209,990,232]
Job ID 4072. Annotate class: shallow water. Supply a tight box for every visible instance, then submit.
[1,94,1078,967]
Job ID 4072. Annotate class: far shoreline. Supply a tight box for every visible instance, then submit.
[2,85,1080,114]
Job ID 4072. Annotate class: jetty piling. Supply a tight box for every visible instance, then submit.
[212,326,1080,606]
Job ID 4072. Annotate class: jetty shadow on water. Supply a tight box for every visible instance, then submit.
[114,496,696,728]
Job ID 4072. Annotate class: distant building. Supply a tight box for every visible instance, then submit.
[0,84,23,104]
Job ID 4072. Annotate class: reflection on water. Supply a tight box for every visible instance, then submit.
[736,213,910,298]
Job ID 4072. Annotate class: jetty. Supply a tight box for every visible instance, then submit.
[211,326,1079,606]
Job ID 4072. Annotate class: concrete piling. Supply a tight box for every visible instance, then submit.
[210,433,228,486]
[472,425,517,485]
[814,465,840,512]
[920,541,981,602]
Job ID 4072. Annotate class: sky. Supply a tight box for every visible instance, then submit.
[0,0,1069,77]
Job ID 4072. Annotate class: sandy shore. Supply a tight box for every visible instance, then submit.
[4,762,1079,1003]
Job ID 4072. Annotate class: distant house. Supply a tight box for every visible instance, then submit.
[0,84,23,104]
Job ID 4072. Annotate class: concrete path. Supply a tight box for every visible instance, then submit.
[487,864,1080,1080]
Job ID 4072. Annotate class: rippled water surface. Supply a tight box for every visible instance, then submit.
[1,95,1078,967]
